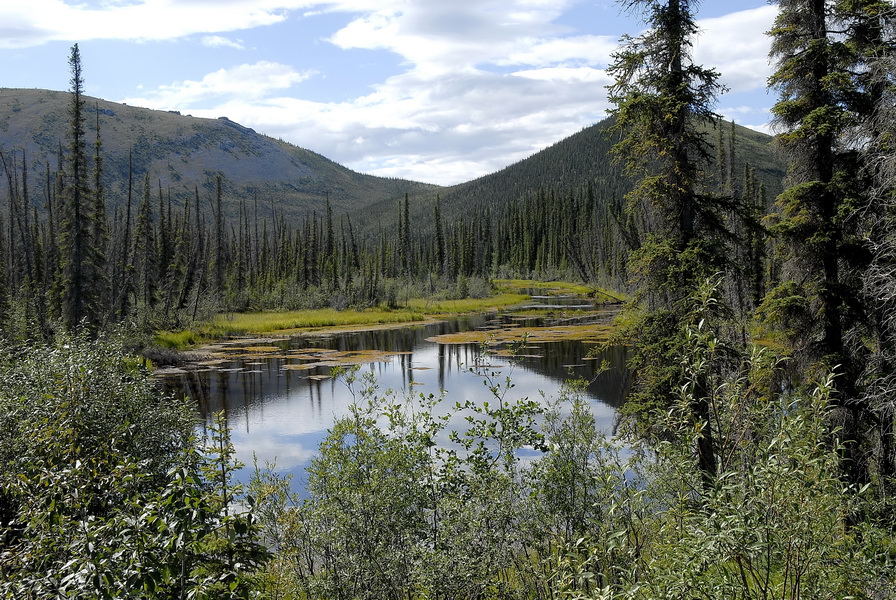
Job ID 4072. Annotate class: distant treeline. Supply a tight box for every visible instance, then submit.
[0,79,772,341]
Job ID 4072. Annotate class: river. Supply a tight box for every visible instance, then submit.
[159,298,631,495]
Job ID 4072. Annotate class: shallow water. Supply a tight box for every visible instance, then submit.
[160,308,631,494]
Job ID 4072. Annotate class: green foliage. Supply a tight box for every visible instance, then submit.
[252,354,553,599]
[756,280,811,343]
[554,292,895,600]
[608,0,726,249]
[0,336,267,598]
[761,0,896,487]
[627,235,722,310]
[57,43,105,331]
[0,45,788,338]
[605,0,747,491]
[238,283,896,600]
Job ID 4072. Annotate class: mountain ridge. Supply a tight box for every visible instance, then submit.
[376,117,786,235]
[0,88,784,233]
[0,88,440,223]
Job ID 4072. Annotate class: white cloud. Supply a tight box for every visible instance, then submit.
[122,0,623,183]
[101,0,620,184]
[511,66,610,83]
[201,35,246,50]
[497,35,619,68]
[0,0,306,48]
[694,5,777,94]
[325,0,578,76]
[160,64,611,184]
[125,61,314,107]
[742,122,776,136]
[9,0,777,185]
[719,104,772,119]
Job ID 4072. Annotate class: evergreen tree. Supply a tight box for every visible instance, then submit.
[399,193,411,277]
[763,0,892,486]
[133,173,156,311]
[839,0,896,487]
[434,195,445,276]
[57,43,99,329]
[115,149,135,320]
[608,0,728,298]
[90,102,109,321]
[214,175,225,293]
[607,0,727,486]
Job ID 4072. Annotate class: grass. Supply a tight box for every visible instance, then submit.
[155,281,622,351]
[407,293,529,314]
[155,307,428,349]
[212,307,428,333]
[494,279,626,302]
[155,329,205,349]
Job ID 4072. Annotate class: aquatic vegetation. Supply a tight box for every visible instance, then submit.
[427,323,614,346]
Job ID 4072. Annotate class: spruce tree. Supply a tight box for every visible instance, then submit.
[607,0,727,486]
[608,0,727,295]
[214,175,225,293]
[133,173,156,311]
[435,194,445,277]
[764,0,895,487]
[58,43,99,330]
[838,0,896,486]
[90,103,109,321]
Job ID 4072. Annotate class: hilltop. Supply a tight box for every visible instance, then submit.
[386,118,786,233]
[0,88,784,234]
[0,88,439,223]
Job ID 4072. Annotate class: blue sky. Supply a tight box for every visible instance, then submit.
[0,0,778,186]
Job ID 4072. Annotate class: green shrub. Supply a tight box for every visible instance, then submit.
[0,336,267,598]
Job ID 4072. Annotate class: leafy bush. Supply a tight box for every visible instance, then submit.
[251,358,548,599]
[0,335,266,599]
[554,288,896,600]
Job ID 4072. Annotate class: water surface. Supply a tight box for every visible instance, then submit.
[161,307,630,494]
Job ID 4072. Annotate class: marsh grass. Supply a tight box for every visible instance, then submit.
[407,292,529,314]
[495,279,624,301]
[156,308,428,348]
[214,308,428,332]
[154,283,611,350]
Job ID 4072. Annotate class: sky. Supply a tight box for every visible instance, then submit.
[0,0,778,186]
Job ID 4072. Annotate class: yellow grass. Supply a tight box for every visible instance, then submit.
[155,308,426,349]
[154,281,623,350]
[406,293,529,315]
[211,308,426,334]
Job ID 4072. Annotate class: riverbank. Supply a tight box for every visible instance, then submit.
[153,279,622,351]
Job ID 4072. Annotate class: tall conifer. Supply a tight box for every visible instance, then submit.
[607,0,727,486]
[765,0,894,486]
[90,102,108,321]
[58,43,99,329]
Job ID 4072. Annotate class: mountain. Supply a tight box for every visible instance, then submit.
[0,88,439,223]
[376,118,787,233]
[0,88,785,235]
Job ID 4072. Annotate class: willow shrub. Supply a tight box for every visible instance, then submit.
[555,290,895,600]
[0,335,266,599]
[251,357,550,600]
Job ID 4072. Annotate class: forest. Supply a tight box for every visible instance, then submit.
[1,0,895,598]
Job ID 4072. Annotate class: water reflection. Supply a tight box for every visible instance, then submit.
[161,314,631,494]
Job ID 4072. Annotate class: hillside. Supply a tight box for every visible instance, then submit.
[0,88,439,222]
[0,88,785,235]
[374,117,786,234]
